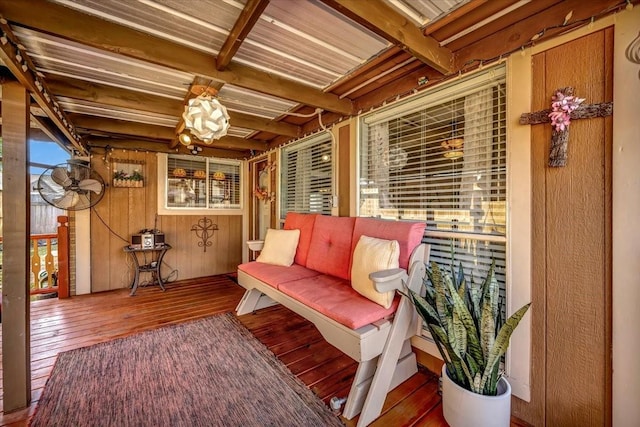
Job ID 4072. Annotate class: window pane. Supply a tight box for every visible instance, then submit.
[357,66,508,334]
[167,156,207,208]
[209,161,241,209]
[166,155,241,210]
[281,135,333,218]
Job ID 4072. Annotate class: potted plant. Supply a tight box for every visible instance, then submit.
[408,255,530,427]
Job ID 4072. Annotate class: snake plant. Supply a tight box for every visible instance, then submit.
[409,257,530,396]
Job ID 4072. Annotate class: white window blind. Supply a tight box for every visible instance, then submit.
[359,66,507,313]
[281,134,333,218]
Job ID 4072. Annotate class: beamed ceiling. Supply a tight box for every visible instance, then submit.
[0,0,632,159]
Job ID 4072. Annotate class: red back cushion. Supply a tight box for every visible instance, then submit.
[283,212,318,267]
[306,215,356,280]
[352,218,426,270]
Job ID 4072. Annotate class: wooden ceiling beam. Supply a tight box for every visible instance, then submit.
[87,137,247,159]
[71,114,268,152]
[320,0,453,74]
[216,0,270,71]
[70,114,175,141]
[46,76,301,138]
[0,0,354,115]
[46,77,182,116]
[423,0,489,36]
[30,115,70,148]
[0,18,86,153]
[0,123,58,143]
[191,135,268,152]
[453,0,624,69]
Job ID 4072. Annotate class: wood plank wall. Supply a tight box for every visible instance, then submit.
[512,28,613,426]
[89,150,242,293]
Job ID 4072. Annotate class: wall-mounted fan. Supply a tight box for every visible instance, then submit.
[38,159,105,211]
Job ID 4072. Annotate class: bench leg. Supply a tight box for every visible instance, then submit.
[342,339,417,422]
[236,289,278,315]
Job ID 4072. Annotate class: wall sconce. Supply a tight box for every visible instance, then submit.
[178,133,192,146]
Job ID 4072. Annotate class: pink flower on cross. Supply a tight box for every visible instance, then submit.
[548,91,585,132]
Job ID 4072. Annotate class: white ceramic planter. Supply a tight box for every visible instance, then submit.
[441,365,512,427]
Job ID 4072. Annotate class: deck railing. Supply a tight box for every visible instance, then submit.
[30,216,70,298]
[0,215,70,299]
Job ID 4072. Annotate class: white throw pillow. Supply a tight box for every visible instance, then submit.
[256,228,301,267]
[351,235,400,309]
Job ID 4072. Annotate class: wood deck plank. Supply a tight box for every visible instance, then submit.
[0,275,528,426]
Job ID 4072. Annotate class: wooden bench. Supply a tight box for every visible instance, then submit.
[236,213,428,427]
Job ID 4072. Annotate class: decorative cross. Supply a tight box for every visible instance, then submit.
[190,217,219,252]
[520,87,613,167]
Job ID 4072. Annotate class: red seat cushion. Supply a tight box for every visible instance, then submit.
[279,275,399,330]
[238,262,320,289]
[283,212,318,267]
[352,218,426,270]
[306,215,356,281]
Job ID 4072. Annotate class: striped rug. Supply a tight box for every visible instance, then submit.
[31,313,343,426]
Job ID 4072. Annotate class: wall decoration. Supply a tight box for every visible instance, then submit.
[111,158,145,187]
[519,87,613,167]
[190,217,218,253]
[626,31,640,79]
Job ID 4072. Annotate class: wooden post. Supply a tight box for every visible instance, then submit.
[57,216,70,298]
[1,80,31,412]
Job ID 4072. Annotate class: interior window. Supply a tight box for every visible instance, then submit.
[280,134,333,219]
[359,66,507,318]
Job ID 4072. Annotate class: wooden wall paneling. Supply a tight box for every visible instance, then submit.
[602,27,614,424]
[338,124,351,217]
[89,152,243,291]
[520,30,613,426]
[159,214,179,282]
[90,153,114,292]
[543,31,610,427]
[110,151,132,291]
[213,216,228,274]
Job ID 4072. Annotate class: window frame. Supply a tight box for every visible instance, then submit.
[157,153,244,216]
[279,132,334,219]
[356,64,532,400]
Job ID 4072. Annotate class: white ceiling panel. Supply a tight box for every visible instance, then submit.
[385,0,467,26]
[235,0,389,88]
[52,0,244,54]
[58,98,178,127]
[13,27,192,100]
[218,85,298,119]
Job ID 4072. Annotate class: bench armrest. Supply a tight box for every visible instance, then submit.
[247,240,264,251]
[370,268,408,293]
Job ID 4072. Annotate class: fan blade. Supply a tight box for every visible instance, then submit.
[51,167,72,187]
[75,193,92,210]
[78,178,103,194]
[54,191,80,209]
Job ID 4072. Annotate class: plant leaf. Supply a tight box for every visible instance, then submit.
[445,268,484,369]
[409,290,440,326]
[480,262,498,359]
[480,303,531,392]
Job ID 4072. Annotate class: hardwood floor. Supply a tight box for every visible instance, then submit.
[0,276,527,426]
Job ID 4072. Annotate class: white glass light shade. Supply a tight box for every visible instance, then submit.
[182,94,230,143]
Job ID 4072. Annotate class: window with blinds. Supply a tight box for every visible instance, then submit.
[359,66,507,315]
[281,134,333,218]
[165,155,241,210]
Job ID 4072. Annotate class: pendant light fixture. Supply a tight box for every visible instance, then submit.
[442,120,464,159]
[182,86,230,144]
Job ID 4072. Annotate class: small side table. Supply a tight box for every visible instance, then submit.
[123,244,172,296]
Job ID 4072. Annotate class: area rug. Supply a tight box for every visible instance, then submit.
[31,313,343,426]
